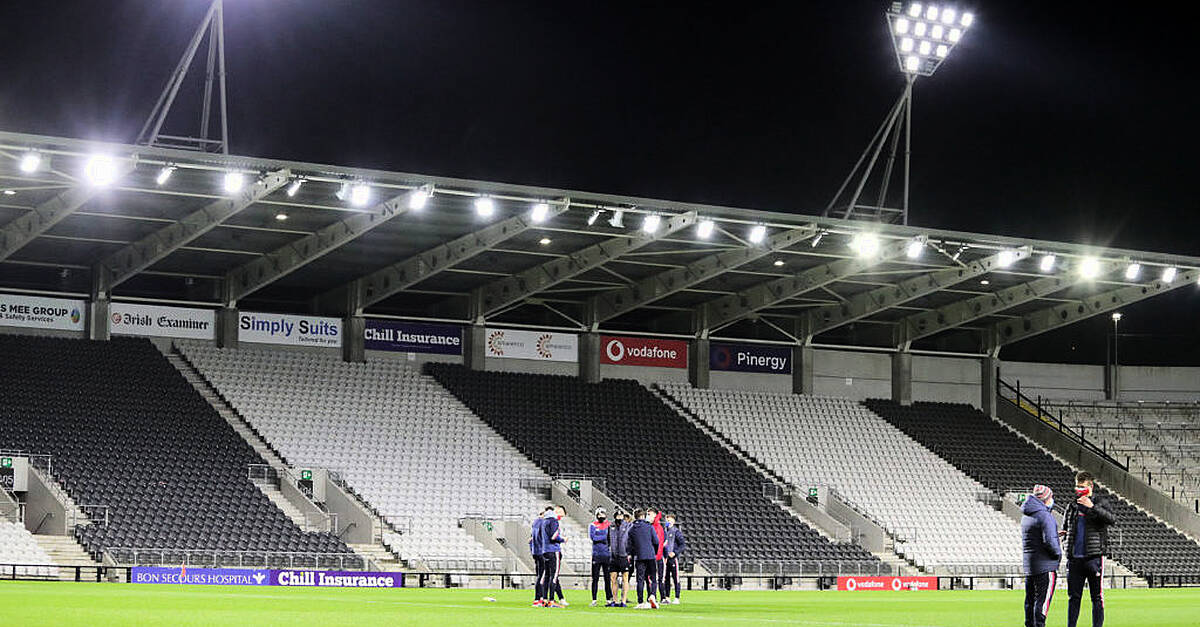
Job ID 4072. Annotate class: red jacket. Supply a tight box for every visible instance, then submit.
[652,512,665,560]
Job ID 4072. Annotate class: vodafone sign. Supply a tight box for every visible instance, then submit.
[600,335,687,369]
[837,576,937,592]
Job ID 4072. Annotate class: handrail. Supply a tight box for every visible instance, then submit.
[105,547,366,570]
[32,511,53,534]
[997,377,1129,471]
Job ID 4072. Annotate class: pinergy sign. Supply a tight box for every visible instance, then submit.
[600,335,688,368]
[710,342,792,374]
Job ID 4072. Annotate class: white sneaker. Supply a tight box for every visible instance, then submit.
[673,598,682,605]
[648,597,659,609]
[635,603,650,610]
[589,601,597,607]
[560,600,569,607]
[661,598,672,605]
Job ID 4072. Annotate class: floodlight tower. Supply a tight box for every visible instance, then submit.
[824,2,975,225]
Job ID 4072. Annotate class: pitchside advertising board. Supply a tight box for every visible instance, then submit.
[109,302,215,340]
[837,576,938,591]
[0,293,85,331]
[238,312,342,347]
[131,567,403,588]
[484,327,577,362]
[364,320,463,355]
[710,342,792,374]
[600,335,688,369]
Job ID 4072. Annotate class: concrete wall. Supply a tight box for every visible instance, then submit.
[23,470,67,535]
[711,370,792,393]
[365,349,461,369]
[913,355,981,406]
[484,357,577,376]
[813,349,891,400]
[322,479,376,545]
[1117,366,1200,401]
[1003,361,1105,401]
[599,364,689,385]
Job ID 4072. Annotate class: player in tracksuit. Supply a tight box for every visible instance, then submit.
[627,508,660,609]
[588,507,613,606]
[539,507,566,608]
[651,509,666,602]
[1064,472,1116,627]
[531,508,548,607]
[660,514,687,604]
[608,509,631,607]
[1022,485,1061,627]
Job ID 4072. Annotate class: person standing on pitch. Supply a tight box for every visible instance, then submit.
[539,506,566,608]
[608,509,631,607]
[1064,471,1116,627]
[660,513,687,604]
[531,507,549,607]
[650,507,666,603]
[1022,485,1061,627]
[589,507,613,606]
[627,508,659,609]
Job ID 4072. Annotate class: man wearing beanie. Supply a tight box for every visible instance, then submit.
[589,507,613,606]
[1022,485,1062,627]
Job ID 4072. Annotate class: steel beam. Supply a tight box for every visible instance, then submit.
[93,169,288,295]
[700,238,911,333]
[0,160,136,263]
[990,269,1198,348]
[896,270,1079,347]
[225,189,412,304]
[805,247,1030,340]
[585,224,817,327]
[473,211,698,319]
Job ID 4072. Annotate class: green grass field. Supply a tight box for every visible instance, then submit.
[2,581,1198,626]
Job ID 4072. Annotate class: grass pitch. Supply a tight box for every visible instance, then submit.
[2,581,1198,626]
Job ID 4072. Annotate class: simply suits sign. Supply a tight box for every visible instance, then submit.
[710,342,792,374]
[0,294,85,331]
[485,328,577,362]
[364,320,462,355]
[238,312,342,347]
[109,302,215,340]
[600,335,688,369]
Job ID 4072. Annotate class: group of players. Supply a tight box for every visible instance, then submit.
[529,504,686,609]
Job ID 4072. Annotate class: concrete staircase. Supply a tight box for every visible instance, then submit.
[872,541,920,576]
[348,543,405,572]
[252,481,309,529]
[33,534,101,581]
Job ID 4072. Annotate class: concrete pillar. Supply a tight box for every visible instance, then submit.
[342,316,365,363]
[216,306,239,348]
[792,344,814,395]
[891,351,913,405]
[981,356,1000,417]
[1104,363,1120,401]
[579,332,601,383]
[688,338,710,389]
[464,323,486,371]
[86,297,110,341]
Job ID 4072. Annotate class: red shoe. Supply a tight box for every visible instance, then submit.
[532,600,544,607]
[648,597,659,609]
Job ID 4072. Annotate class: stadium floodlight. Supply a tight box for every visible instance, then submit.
[1111,312,1123,322]
[905,55,920,72]
[1039,254,1056,272]
[1162,267,1178,283]
[608,209,625,228]
[474,196,495,217]
[931,24,944,40]
[408,185,432,210]
[83,155,119,187]
[997,249,1018,268]
[905,238,924,259]
[748,224,767,244]
[907,3,922,17]
[696,219,715,239]
[850,232,881,258]
[156,166,176,186]
[914,21,927,37]
[925,5,938,20]
[918,40,932,55]
[936,44,949,58]
[587,210,601,225]
[19,151,41,173]
[641,214,661,234]
[900,37,915,52]
[941,8,956,24]
[349,183,372,207]
[891,3,973,77]
[960,12,974,27]
[948,28,962,42]
[223,171,245,194]
[1124,263,1141,280]
[530,202,550,223]
[895,17,910,34]
[1079,257,1101,279]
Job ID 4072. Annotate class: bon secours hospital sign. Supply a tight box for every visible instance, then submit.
[131,567,403,588]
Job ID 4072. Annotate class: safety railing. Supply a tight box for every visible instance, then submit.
[70,504,110,529]
[247,463,279,484]
[104,547,367,571]
[997,377,1129,471]
[698,559,897,577]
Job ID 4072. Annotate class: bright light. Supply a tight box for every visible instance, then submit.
[1124,263,1141,280]
[587,210,601,225]
[697,220,714,239]
[914,21,927,37]
[530,202,550,223]
[895,18,910,34]
[980,279,990,285]
[948,28,962,42]
[223,172,245,194]
[83,155,118,187]
[900,37,915,52]
[997,250,1018,268]
[850,233,881,258]
[641,214,661,234]
[936,44,949,58]
[1,190,14,196]
[608,209,625,228]
[156,166,176,186]
[19,152,41,173]
[1162,267,1178,283]
[961,12,974,27]
[908,3,922,18]
[408,186,431,210]
[748,225,767,244]
[773,259,785,267]
[1111,312,1123,322]
[285,179,303,197]
[931,24,944,40]
[941,8,956,24]
[275,211,288,221]
[1039,254,1056,272]
[539,237,551,246]
[474,196,495,217]
[905,55,920,72]
[1078,257,1101,279]
[811,231,826,247]
[349,183,372,207]
[918,40,932,55]
[925,5,938,21]
[905,239,924,259]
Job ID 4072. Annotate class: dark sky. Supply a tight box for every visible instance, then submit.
[1,0,1198,365]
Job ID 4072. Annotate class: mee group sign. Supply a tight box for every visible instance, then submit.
[131,567,403,588]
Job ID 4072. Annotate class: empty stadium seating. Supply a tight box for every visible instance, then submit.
[427,364,883,572]
[177,342,594,571]
[0,335,352,564]
[865,400,1200,578]
[658,384,1022,572]
[0,521,54,577]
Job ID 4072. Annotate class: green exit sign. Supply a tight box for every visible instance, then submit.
[1,458,11,468]
[808,487,818,498]
[300,469,312,481]
[569,480,581,491]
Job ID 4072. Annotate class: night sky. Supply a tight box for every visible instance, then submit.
[1,0,1197,365]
